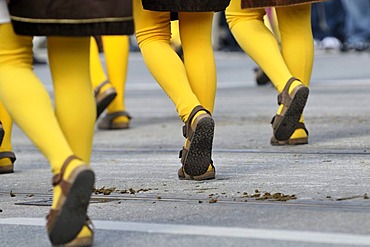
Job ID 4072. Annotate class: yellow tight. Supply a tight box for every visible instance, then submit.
[0,101,13,166]
[226,2,313,138]
[90,36,129,123]
[226,2,313,91]
[47,37,95,163]
[133,0,216,122]
[0,24,95,210]
[90,37,107,87]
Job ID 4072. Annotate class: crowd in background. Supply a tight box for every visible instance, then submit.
[312,0,370,51]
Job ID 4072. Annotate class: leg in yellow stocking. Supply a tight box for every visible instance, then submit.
[179,12,217,179]
[48,36,96,245]
[48,37,96,162]
[134,1,215,180]
[0,101,16,174]
[274,4,313,144]
[99,35,132,130]
[226,1,309,143]
[0,25,78,174]
[90,36,132,129]
[0,24,94,245]
[179,12,217,113]
[254,7,279,86]
[90,37,117,120]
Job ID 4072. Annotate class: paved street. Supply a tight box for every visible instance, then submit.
[1,49,370,247]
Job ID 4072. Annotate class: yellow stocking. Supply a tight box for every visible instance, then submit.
[90,37,108,88]
[0,24,75,174]
[0,24,93,211]
[48,37,95,163]
[134,0,215,122]
[45,37,95,211]
[90,36,130,124]
[226,2,293,92]
[52,36,95,244]
[226,3,313,90]
[226,2,313,139]
[102,35,130,123]
[277,5,313,88]
[276,4,313,135]
[179,12,216,114]
[52,39,95,241]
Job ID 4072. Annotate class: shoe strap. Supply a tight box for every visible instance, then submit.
[182,105,211,138]
[0,152,16,164]
[93,80,110,96]
[277,77,300,106]
[52,155,81,187]
[52,155,83,198]
[104,111,132,122]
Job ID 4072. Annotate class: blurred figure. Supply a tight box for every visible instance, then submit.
[341,0,370,51]
[311,0,345,50]
[32,36,48,64]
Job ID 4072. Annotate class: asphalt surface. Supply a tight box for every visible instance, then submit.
[1,49,370,247]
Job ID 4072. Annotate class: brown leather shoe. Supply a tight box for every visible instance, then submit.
[0,152,16,174]
[94,80,117,120]
[271,77,309,141]
[97,111,131,130]
[178,163,215,180]
[64,217,94,247]
[47,156,95,245]
[178,105,215,179]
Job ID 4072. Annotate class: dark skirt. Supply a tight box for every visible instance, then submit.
[241,0,323,9]
[7,0,134,36]
[142,0,231,12]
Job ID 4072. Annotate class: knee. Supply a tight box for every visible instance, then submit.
[225,8,265,30]
[135,26,171,49]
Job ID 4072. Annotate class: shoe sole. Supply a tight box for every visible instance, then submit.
[98,123,130,130]
[178,169,216,180]
[274,87,309,141]
[96,91,117,119]
[183,116,215,177]
[49,170,95,245]
[98,120,130,130]
[0,164,14,174]
[270,137,308,146]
